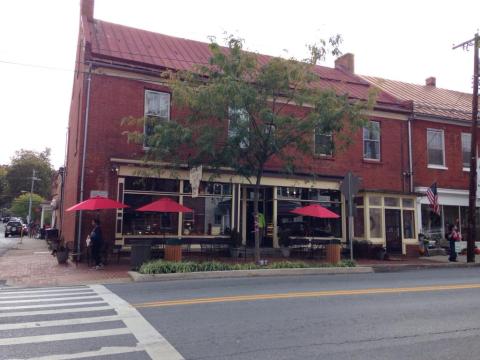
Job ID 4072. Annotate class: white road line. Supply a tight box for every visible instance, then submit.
[0,300,106,310]
[0,327,130,346]
[0,315,123,331]
[0,287,88,295]
[91,284,184,360]
[0,294,99,303]
[11,345,146,360]
[0,305,113,317]
[0,290,94,299]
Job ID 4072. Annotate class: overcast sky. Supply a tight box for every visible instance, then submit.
[0,0,479,169]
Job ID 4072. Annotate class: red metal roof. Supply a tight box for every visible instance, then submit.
[362,76,475,122]
[85,19,406,110]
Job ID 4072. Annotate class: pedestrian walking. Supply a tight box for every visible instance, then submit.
[89,218,104,269]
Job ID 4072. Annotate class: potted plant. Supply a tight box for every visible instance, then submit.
[279,229,291,258]
[229,228,243,258]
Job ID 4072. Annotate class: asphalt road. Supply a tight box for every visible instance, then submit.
[0,223,18,257]
[3,264,480,359]
[106,268,480,360]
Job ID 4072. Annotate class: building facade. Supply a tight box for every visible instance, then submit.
[363,75,479,246]
[63,0,418,255]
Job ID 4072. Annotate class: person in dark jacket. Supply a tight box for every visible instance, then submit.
[446,224,458,262]
[90,218,104,269]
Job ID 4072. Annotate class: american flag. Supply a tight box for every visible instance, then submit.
[426,182,440,215]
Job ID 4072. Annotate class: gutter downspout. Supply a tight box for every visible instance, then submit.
[408,115,414,193]
[77,64,92,255]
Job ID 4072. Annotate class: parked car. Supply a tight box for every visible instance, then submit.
[4,220,26,237]
[2,217,10,223]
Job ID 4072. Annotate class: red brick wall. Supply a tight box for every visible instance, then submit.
[412,120,476,190]
[79,74,410,196]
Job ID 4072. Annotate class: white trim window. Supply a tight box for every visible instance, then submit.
[228,107,249,149]
[363,121,380,160]
[427,129,445,167]
[314,128,334,156]
[144,90,170,147]
[461,132,471,169]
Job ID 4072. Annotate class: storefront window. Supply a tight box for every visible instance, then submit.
[403,210,415,239]
[182,196,232,236]
[354,207,364,237]
[122,194,179,235]
[402,198,414,208]
[384,197,399,207]
[125,177,179,192]
[183,181,232,196]
[369,208,382,238]
[421,204,441,240]
[277,200,342,238]
[369,196,382,206]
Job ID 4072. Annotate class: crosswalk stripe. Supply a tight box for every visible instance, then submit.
[0,315,123,331]
[91,284,184,360]
[0,305,113,317]
[0,290,94,300]
[0,294,99,304]
[0,287,88,296]
[12,345,146,360]
[0,300,106,310]
[0,327,131,346]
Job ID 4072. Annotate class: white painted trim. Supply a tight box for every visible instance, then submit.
[0,305,112,318]
[0,294,99,303]
[23,346,146,360]
[0,290,94,299]
[426,128,446,167]
[427,165,448,170]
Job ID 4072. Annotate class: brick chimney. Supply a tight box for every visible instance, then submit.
[81,0,94,22]
[334,53,354,73]
[425,77,436,87]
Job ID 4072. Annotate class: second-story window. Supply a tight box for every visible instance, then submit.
[363,121,380,160]
[427,129,445,167]
[314,128,333,156]
[228,107,249,149]
[461,133,471,169]
[144,90,170,147]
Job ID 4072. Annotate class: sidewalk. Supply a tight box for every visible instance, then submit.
[0,237,131,287]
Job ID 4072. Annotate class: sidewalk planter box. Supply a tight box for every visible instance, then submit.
[406,244,420,258]
[326,240,341,264]
[131,240,152,269]
[165,238,183,262]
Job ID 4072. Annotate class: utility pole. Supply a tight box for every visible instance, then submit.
[27,169,40,224]
[453,33,479,263]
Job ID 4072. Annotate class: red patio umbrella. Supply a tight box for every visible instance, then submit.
[136,198,192,213]
[290,204,340,219]
[66,196,129,212]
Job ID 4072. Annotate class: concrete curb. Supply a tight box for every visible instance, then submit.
[372,262,480,272]
[128,266,374,282]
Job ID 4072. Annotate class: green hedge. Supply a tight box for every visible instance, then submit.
[139,260,356,274]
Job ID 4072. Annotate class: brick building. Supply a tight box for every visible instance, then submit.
[363,75,478,244]
[63,0,419,256]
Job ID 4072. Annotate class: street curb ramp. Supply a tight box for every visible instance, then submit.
[128,266,374,282]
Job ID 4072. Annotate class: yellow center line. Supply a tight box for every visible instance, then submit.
[133,283,480,308]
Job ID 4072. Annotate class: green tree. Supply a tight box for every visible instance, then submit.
[125,36,374,262]
[9,193,45,222]
[0,165,9,212]
[5,149,54,203]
